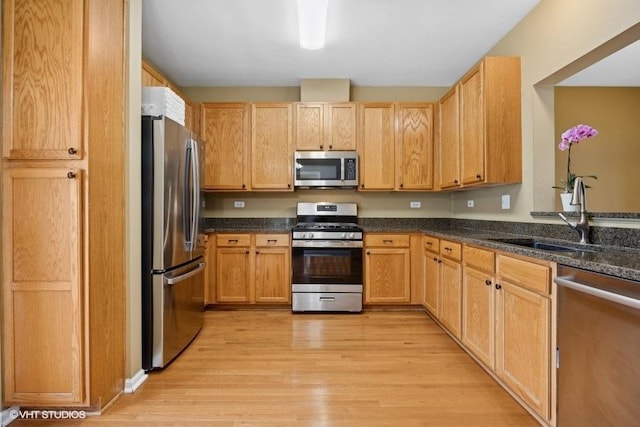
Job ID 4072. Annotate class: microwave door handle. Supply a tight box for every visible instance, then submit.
[340,158,345,181]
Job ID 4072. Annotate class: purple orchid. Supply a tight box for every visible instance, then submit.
[554,124,598,192]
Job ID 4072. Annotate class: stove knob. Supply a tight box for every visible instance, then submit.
[308,233,314,239]
[349,232,355,239]
[341,232,347,239]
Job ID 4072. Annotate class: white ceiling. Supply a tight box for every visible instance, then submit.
[141,0,543,87]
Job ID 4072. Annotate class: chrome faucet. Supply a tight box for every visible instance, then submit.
[558,177,590,244]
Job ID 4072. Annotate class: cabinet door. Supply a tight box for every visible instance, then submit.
[326,103,357,150]
[251,103,293,190]
[460,66,485,185]
[3,0,84,160]
[2,167,84,405]
[397,103,434,190]
[439,258,462,338]
[462,266,495,369]
[201,103,250,190]
[438,87,460,189]
[216,247,251,302]
[295,103,324,150]
[423,251,440,316]
[254,248,291,303]
[365,248,410,303]
[496,281,550,420]
[358,103,396,190]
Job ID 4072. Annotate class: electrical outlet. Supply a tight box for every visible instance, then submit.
[410,201,421,208]
[233,200,245,208]
[501,194,511,210]
[467,200,474,208]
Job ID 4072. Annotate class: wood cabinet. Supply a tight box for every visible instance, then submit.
[251,103,294,191]
[364,234,411,304]
[438,87,460,189]
[438,240,462,339]
[2,0,126,408]
[422,236,462,338]
[215,233,290,304]
[438,56,521,189]
[461,245,496,369]
[460,56,522,186]
[496,254,551,420]
[422,235,440,315]
[396,103,434,190]
[201,103,251,190]
[357,103,396,190]
[295,102,356,151]
[204,234,215,305]
[141,60,200,136]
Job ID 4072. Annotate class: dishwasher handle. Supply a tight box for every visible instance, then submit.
[555,275,640,310]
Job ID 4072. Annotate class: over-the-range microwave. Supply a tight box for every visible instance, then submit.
[294,151,358,188]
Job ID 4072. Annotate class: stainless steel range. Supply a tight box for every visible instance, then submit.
[291,202,363,313]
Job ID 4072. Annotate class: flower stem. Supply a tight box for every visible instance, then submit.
[566,143,572,191]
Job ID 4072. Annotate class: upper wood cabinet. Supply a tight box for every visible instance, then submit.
[251,103,294,191]
[2,0,84,160]
[397,103,434,190]
[201,103,251,191]
[438,87,461,189]
[438,56,521,189]
[295,102,357,151]
[357,103,396,190]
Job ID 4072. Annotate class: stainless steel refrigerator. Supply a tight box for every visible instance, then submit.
[141,115,205,371]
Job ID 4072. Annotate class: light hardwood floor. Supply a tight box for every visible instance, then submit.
[12,310,538,426]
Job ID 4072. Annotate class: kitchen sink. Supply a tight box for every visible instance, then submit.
[488,238,597,253]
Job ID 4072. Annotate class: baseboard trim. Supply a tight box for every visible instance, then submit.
[124,369,148,394]
[1,406,20,426]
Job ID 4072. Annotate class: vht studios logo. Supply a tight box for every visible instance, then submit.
[10,409,87,419]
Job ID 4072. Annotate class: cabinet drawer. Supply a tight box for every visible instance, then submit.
[463,245,495,273]
[423,235,439,253]
[497,255,550,295]
[365,234,410,247]
[255,233,290,247]
[216,234,251,247]
[440,239,461,261]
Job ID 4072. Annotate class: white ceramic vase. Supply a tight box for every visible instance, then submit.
[560,192,578,212]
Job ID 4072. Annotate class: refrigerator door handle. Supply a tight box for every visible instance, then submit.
[166,262,205,285]
[190,138,201,250]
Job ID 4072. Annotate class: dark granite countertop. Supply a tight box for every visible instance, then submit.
[204,217,640,282]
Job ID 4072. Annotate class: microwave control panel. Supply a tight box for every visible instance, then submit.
[345,158,357,181]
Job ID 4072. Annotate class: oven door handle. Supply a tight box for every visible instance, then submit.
[555,276,640,310]
[292,240,363,248]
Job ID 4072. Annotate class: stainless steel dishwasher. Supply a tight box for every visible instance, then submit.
[555,265,640,427]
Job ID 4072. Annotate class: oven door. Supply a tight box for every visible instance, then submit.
[291,241,363,287]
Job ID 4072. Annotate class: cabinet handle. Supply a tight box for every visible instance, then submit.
[383,239,393,244]
[288,183,291,188]
[256,250,260,254]
[242,183,246,189]
[400,183,404,188]
[366,251,371,255]
[329,144,333,150]
[320,144,324,149]
[267,239,277,243]
[432,257,437,262]
[67,171,77,179]
[476,174,482,180]
[426,242,432,247]
[444,247,452,253]
[361,184,364,188]
[245,250,250,254]
[454,179,459,184]
[438,259,442,264]
[68,147,77,155]
[495,283,502,290]
[485,279,492,286]
[228,239,238,244]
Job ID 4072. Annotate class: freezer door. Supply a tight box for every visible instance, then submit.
[151,259,205,368]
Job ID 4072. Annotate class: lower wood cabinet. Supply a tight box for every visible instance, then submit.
[213,233,290,305]
[459,246,552,422]
[422,235,462,339]
[364,234,411,304]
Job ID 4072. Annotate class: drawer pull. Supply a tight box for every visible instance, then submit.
[485,279,492,286]
[426,241,432,247]
[444,247,452,252]
[67,171,77,179]
[383,239,393,244]
[245,250,250,255]
[228,239,238,243]
[68,147,77,155]
[267,239,277,243]
[495,283,502,290]
[319,296,335,302]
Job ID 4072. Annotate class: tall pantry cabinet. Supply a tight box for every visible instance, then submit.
[2,0,126,409]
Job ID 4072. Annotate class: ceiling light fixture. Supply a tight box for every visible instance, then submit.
[296,0,328,50]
